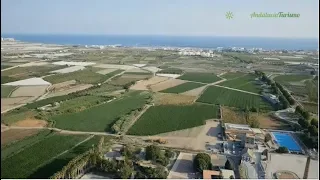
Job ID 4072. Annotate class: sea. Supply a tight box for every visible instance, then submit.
[1,34,318,50]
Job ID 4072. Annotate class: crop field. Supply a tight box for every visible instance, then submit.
[28,135,104,178]
[1,65,12,70]
[1,129,40,147]
[127,104,219,135]
[1,109,36,125]
[10,85,48,98]
[108,74,151,86]
[51,91,150,132]
[1,76,19,84]
[197,86,273,110]
[274,74,313,84]
[301,102,318,114]
[305,79,318,102]
[1,133,88,179]
[160,82,204,94]
[1,130,52,160]
[153,93,196,105]
[1,86,16,98]
[220,72,246,79]
[44,69,123,84]
[157,68,184,74]
[45,84,93,99]
[217,74,261,94]
[178,72,222,83]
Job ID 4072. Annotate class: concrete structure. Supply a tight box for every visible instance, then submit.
[203,170,221,179]
[220,169,235,179]
[211,154,227,169]
[262,93,280,105]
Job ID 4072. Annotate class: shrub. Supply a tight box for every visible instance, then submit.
[193,153,211,172]
[275,146,289,153]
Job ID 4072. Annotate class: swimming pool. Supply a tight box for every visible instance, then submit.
[271,132,302,152]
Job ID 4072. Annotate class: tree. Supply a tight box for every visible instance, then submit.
[145,145,161,161]
[250,107,258,112]
[311,118,318,128]
[295,106,303,114]
[118,162,133,179]
[302,111,310,120]
[150,166,168,179]
[156,156,169,166]
[164,150,174,158]
[276,146,289,153]
[230,175,235,179]
[193,153,211,172]
[308,125,318,136]
[264,133,272,142]
[298,118,310,129]
[225,159,233,170]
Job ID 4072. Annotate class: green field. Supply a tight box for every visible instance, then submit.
[220,72,246,79]
[127,104,219,135]
[1,86,16,98]
[218,74,261,94]
[1,109,36,125]
[1,76,19,84]
[160,82,204,94]
[1,130,52,160]
[196,86,273,110]
[1,134,88,179]
[274,74,313,83]
[301,102,318,114]
[28,135,103,178]
[51,91,150,132]
[44,69,123,84]
[178,72,222,83]
[305,79,318,102]
[158,68,183,74]
[1,65,12,70]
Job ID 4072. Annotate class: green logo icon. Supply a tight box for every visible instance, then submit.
[226,11,234,19]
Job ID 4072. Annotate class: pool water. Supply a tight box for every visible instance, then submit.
[272,132,302,152]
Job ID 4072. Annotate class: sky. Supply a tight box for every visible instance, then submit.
[1,0,319,38]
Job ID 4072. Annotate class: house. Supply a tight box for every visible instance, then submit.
[203,170,221,179]
[241,147,256,163]
[211,154,228,169]
[220,169,235,179]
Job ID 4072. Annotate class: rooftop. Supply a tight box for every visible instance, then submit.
[220,169,235,179]
[203,170,220,179]
[225,123,252,132]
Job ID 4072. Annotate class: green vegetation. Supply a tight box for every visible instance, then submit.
[1,109,36,125]
[160,82,203,93]
[1,134,88,179]
[123,71,152,75]
[178,72,222,83]
[218,74,261,94]
[274,74,313,84]
[275,146,289,153]
[44,69,123,84]
[158,68,183,74]
[127,104,219,135]
[193,153,212,173]
[28,136,103,178]
[301,102,318,114]
[1,76,19,84]
[1,130,52,160]
[220,72,246,79]
[1,65,12,70]
[52,91,150,132]
[197,86,273,110]
[305,79,318,102]
[1,85,16,98]
[145,145,169,166]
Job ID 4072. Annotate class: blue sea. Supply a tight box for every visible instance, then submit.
[1,34,318,50]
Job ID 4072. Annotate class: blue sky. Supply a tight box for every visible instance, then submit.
[1,0,318,38]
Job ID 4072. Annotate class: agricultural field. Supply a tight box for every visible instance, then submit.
[300,102,318,114]
[178,72,222,83]
[28,136,104,178]
[217,74,261,94]
[127,104,219,135]
[221,107,292,130]
[10,85,48,98]
[108,74,151,86]
[160,82,204,94]
[51,91,150,132]
[220,72,246,79]
[305,79,318,102]
[274,74,313,85]
[157,68,184,74]
[1,85,16,98]
[150,79,186,92]
[1,130,52,160]
[1,109,36,125]
[1,65,64,82]
[130,76,169,91]
[197,86,273,110]
[45,84,93,99]
[1,129,41,147]
[1,65,12,70]
[1,133,89,179]
[153,93,197,105]
[44,69,123,84]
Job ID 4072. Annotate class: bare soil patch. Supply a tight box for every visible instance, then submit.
[45,84,93,98]
[156,125,204,138]
[150,79,186,92]
[96,68,118,75]
[12,118,47,127]
[1,97,37,112]
[1,129,40,146]
[10,85,48,97]
[181,85,208,96]
[130,76,169,90]
[49,80,77,90]
[154,93,197,105]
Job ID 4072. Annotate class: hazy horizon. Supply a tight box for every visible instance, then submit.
[1,0,319,38]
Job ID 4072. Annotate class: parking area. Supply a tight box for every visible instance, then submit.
[168,152,197,179]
